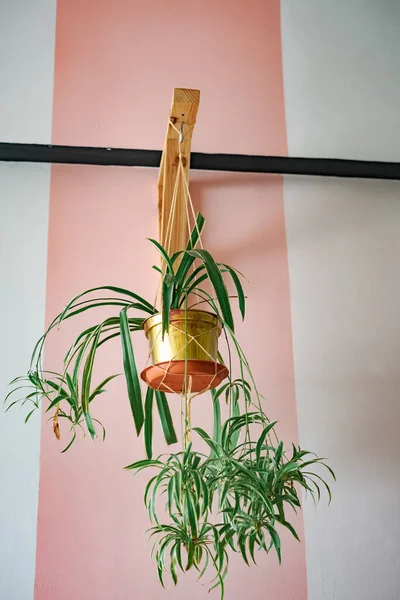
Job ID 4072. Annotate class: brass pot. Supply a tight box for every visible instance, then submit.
[143,309,222,364]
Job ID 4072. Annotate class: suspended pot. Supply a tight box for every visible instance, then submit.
[140,309,229,394]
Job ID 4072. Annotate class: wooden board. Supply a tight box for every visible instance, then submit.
[158,88,200,255]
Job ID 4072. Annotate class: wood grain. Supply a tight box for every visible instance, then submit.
[158,88,200,255]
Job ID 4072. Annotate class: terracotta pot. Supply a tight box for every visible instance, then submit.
[140,309,228,394]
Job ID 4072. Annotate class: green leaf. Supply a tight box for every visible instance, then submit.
[61,430,77,453]
[174,213,206,289]
[180,273,209,301]
[175,541,184,572]
[256,421,278,461]
[24,409,37,423]
[179,264,205,295]
[157,565,165,589]
[184,491,198,538]
[238,533,250,566]
[193,427,222,456]
[274,440,284,466]
[228,397,241,450]
[148,238,175,274]
[59,286,156,323]
[248,534,257,564]
[162,273,174,338]
[81,328,101,439]
[45,394,67,413]
[303,472,333,504]
[65,373,78,404]
[119,307,144,435]
[186,540,195,571]
[279,520,300,542]
[167,476,175,515]
[5,399,23,412]
[83,410,96,439]
[144,387,154,459]
[219,480,230,509]
[188,249,234,331]
[89,374,119,402]
[221,264,246,320]
[155,391,177,445]
[174,470,182,507]
[187,212,205,250]
[211,389,221,444]
[170,551,178,586]
[267,525,281,563]
[124,459,163,471]
[45,379,68,397]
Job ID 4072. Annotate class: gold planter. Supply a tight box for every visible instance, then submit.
[140,309,228,394]
[143,309,221,364]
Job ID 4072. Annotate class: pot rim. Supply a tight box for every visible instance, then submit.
[143,308,221,335]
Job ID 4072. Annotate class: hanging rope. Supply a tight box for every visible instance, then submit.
[151,118,223,448]
[154,119,204,311]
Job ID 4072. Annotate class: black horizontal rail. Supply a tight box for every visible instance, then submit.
[0,142,399,180]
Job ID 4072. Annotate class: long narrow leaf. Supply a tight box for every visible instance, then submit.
[60,286,156,322]
[211,389,221,444]
[162,273,174,338]
[221,264,246,320]
[155,391,177,445]
[144,387,154,459]
[256,421,278,462]
[119,308,144,435]
[174,213,206,289]
[81,328,101,439]
[148,238,175,274]
[89,374,120,402]
[188,249,234,331]
[61,431,77,453]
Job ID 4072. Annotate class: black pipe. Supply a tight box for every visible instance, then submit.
[0,142,399,180]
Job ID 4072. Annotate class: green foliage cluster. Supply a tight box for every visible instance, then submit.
[5,214,334,597]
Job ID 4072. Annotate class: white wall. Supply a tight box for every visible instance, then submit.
[0,0,56,143]
[281,0,400,161]
[0,2,56,598]
[282,2,400,598]
[0,164,51,600]
[284,177,400,600]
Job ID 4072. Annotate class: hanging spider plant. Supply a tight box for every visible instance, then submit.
[4,211,334,597]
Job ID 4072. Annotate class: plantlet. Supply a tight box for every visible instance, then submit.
[126,408,334,596]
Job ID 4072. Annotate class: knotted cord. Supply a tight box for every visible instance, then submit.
[152,119,220,446]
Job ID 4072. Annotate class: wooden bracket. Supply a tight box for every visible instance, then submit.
[158,88,200,255]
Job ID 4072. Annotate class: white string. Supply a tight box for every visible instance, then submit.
[150,118,222,405]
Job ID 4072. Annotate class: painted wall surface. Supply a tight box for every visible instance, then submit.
[35,167,304,600]
[0,2,56,599]
[34,1,306,599]
[282,2,400,598]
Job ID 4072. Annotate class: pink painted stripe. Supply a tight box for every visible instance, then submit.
[35,2,305,599]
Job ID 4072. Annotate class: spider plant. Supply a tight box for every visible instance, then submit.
[5,371,115,452]
[4,213,247,452]
[126,402,335,597]
[4,210,335,595]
